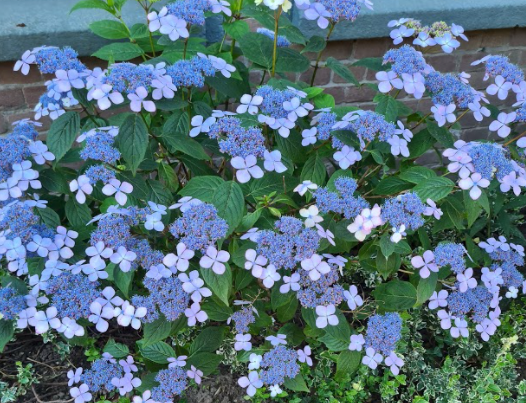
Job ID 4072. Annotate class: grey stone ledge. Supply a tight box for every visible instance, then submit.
[292,0,526,41]
[2,0,526,63]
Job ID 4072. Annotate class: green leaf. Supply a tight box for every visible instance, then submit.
[65,198,92,228]
[352,57,387,71]
[103,339,130,358]
[157,163,179,193]
[40,169,70,193]
[239,32,273,69]
[319,313,350,351]
[376,252,401,279]
[335,351,361,381]
[375,94,398,122]
[464,190,482,228]
[71,0,113,14]
[0,321,14,352]
[118,114,148,175]
[186,352,222,376]
[200,265,232,306]
[406,128,435,159]
[277,297,298,322]
[140,341,175,364]
[373,176,413,195]
[179,176,223,202]
[201,299,232,321]
[283,374,310,392]
[373,280,417,311]
[326,58,359,86]
[223,20,250,41]
[93,43,144,61]
[413,177,455,202]
[212,181,245,234]
[142,315,172,347]
[89,20,129,39]
[113,266,133,298]
[189,326,226,355]
[434,195,465,231]
[146,180,174,205]
[399,167,437,184]
[416,272,438,305]
[302,35,326,53]
[300,152,326,185]
[161,112,210,161]
[379,233,396,257]
[36,208,61,228]
[47,112,80,162]
[275,48,310,73]
[427,122,455,148]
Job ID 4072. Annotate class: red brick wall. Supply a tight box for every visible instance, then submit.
[1,27,525,136]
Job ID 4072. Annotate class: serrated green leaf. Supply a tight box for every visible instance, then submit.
[118,114,148,175]
[141,341,175,364]
[413,177,455,201]
[93,43,144,61]
[47,112,80,162]
[89,20,129,39]
[326,57,359,86]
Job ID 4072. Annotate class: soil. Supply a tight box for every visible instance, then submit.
[0,330,245,403]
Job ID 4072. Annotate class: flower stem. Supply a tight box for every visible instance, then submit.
[504,129,526,146]
[271,7,283,78]
[310,23,336,87]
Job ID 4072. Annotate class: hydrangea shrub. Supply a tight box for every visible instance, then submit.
[2,0,526,401]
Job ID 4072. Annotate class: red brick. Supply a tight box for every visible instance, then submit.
[345,85,377,103]
[0,88,25,110]
[324,41,353,61]
[428,54,458,73]
[459,30,484,51]
[481,29,512,49]
[300,67,331,86]
[23,85,47,107]
[352,37,390,59]
[510,28,526,47]
[0,61,43,84]
[462,127,494,142]
[324,86,346,104]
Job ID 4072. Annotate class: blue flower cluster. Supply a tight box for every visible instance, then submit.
[315,112,338,141]
[47,273,100,320]
[257,28,291,47]
[0,123,35,181]
[364,313,402,356]
[85,165,116,184]
[320,0,362,22]
[259,345,300,385]
[339,111,396,148]
[497,262,525,289]
[166,0,211,26]
[81,357,123,393]
[91,215,133,250]
[424,72,475,108]
[381,192,425,231]
[297,267,344,308]
[80,132,121,164]
[256,217,320,269]
[464,143,514,181]
[33,46,86,74]
[0,287,26,320]
[169,203,229,252]
[483,55,524,85]
[166,56,216,88]
[255,86,296,120]
[139,277,190,322]
[151,367,188,402]
[127,238,165,270]
[434,243,466,274]
[383,45,427,75]
[208,117,267,158]
[313,177,369,220]
[104,63,154,94]
[447,286,493,323]
[231,307,256,333]
[0,204,40,242]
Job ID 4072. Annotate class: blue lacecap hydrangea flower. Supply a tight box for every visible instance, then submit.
[297,266,344,308]
[259,345,300,385]
[208,117,267,158]
[434,243,466,274]
[231,307,256,334]
[313,177,369,220]
[151,367,188,401]
[81,357,123,393]
[166,56,216,88]
[0,287,26,320]
[447,286,493,323]
[364,312,402,356]
[383,45,427,76]
[381,192,425,231]
[166,0,212,26]
[424,71,475,108]
[47,273,100,320]
[33,46,86,74]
